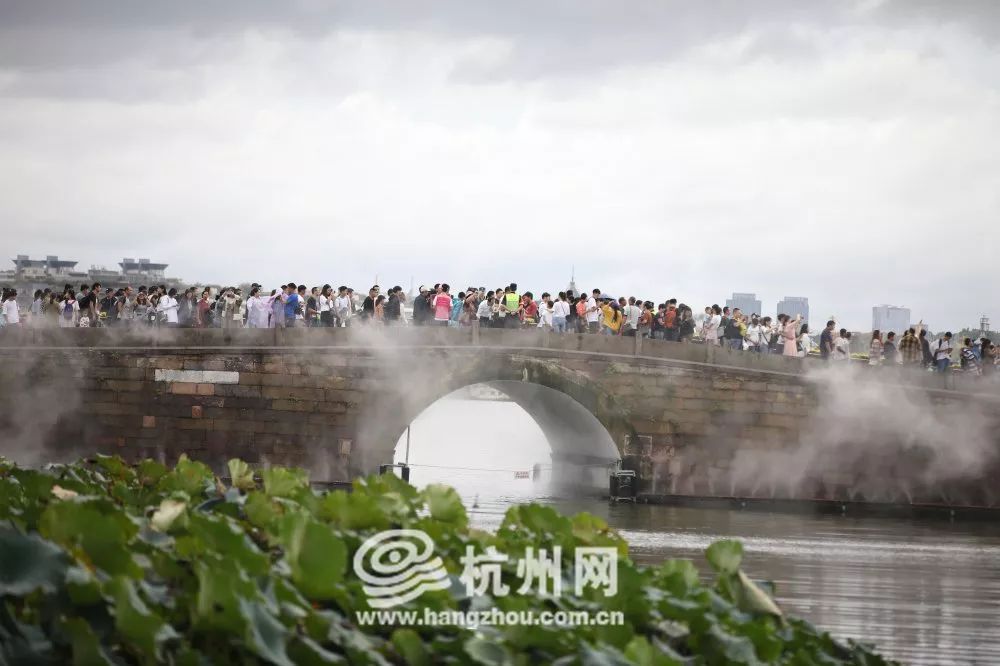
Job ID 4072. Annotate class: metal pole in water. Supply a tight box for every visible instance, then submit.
[402,425,412,483]
[405,425,411,466]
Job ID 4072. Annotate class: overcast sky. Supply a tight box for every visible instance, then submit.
[1,1,997,330]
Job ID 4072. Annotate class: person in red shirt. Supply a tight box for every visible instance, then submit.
[195,289,212,328]
[663,298,679,342]
[522,292,538,327]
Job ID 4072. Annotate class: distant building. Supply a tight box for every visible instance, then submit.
[120,258,169,281]
[9,254,79,280]
[776,296,809,322]
[725,292,763,317]
[872,305,911,335]
[0,255,182,299]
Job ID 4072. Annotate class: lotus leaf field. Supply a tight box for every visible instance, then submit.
[0,455,894,665]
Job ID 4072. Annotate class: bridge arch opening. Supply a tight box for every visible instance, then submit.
[390,380,620,500]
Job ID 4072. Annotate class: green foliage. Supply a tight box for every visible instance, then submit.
[0,457,895,665]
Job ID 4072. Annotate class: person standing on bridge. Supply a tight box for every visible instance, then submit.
[981,339,996,379]
[157,288,179,328]
[245,287,269,328]
[562,291,576,333]
[476,291,493,329]
[281,284,299,328]
[932,332,954,372]
[898,324,922,366]
[778,313,800,357]
[220,288,240,329]
[585,289,601,334]
[196,289,212,328]
[662,299,679,341]
[502,284,522,329]
[552,292,569,333]
[334,286,351,327]
[819,320,836,360]
[1,289,20,328]
[883,331,899,364]
[318,285,333,327]
[130,292,148,328]
[462,290,479,327]
[384,286,402,326]
[601,297,622,336]
[798,324,813,358]
[434,284,452,327]
[723,308,744,350]
[868,330,883,366]
[621,297,640,337]
[703,305,722,346]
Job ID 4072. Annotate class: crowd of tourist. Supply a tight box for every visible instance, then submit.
[1,282,995,375]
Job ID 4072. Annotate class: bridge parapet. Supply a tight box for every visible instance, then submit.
[1,326,993,397]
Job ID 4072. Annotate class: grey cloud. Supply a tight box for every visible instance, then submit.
[0,1,883,76]
[0,1,997,331]
[3,0,994,98]
[873,0,1000,42]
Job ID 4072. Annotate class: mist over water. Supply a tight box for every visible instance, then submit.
[398,396,1000,665]
[393,396,556,502]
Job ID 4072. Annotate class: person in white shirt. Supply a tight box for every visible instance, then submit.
[798,324,813,358]
[932,332,954,373]
[745,316,767,352]
[585,289,601,333]
[334,287,352,328]
[318,285,333,327]
[2,290,20,326]
[245,287,270,328]
[476,294,493,328]
[622,297,641,337]
[157,288,179,326]
[30,291,43,327]
[833,329,851,361]
[552,292,571,334]
[703,305,722,344]
[539,298,554,330]
[58,292,79,328]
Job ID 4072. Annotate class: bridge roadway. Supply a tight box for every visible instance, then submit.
[0,326,997,508]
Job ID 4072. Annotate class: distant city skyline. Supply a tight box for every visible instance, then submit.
[726,293,763,318]
[872,305,911,336]
[776,297,810,323]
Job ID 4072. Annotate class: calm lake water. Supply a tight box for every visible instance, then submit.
[396,398,1000,665]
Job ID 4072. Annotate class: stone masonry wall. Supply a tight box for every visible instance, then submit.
[0,327,997,507]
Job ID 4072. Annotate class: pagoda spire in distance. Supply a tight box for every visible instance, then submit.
[567,266,578,295]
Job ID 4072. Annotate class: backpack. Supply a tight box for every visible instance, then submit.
[63,301,73,320]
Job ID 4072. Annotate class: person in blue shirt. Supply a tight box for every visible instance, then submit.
[283,283,300,327]
[450,292,464,323]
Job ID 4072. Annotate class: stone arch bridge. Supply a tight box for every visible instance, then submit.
[1,326,998,507]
